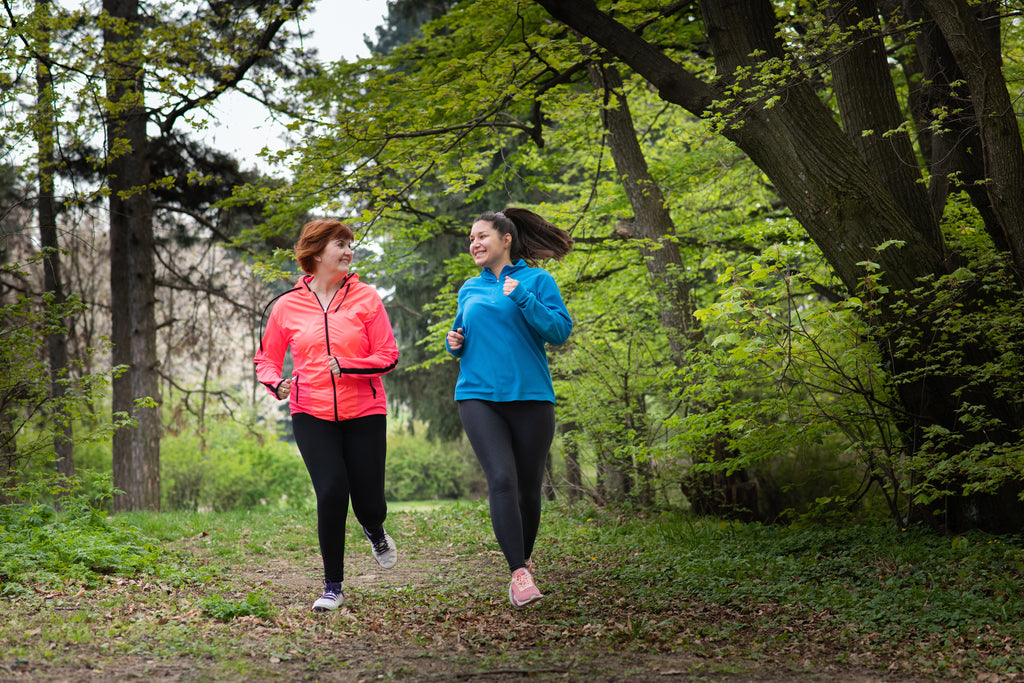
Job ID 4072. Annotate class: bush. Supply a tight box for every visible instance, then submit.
[162,419,309,512]
[384,429,483,501]
[0,474,189,593]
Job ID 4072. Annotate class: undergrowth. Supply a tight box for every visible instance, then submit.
[0,477,207,596]
[2,496,1022,679]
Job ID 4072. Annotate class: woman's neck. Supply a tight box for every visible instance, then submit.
[489,258,513,279]
[309,272,347,303]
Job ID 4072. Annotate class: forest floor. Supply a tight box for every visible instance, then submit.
[3,504,1021,682]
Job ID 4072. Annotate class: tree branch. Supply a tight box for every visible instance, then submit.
[158,0,307,136]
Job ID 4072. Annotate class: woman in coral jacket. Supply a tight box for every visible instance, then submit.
[445,207,573,608]
[254,219,399,613]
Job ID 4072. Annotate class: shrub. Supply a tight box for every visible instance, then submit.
[384,429,482,501]
[162,419,308,512]
[0,473,187,593]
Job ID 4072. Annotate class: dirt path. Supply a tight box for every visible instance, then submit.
[199,545,906,682]
[7,538,944,682]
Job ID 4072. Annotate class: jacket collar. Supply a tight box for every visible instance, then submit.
[298,272,358,290]
[480,259,526,281]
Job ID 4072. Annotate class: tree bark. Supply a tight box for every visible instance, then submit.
[36,0,74,481]
[827,0,944,254]
[586,59,698,359]
[104,0,161,511]
[891,0,999,237]
[918,0,1024,284]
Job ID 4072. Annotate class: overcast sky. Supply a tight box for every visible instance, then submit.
[200,0,389,169]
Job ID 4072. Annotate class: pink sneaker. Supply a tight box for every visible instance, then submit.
[525,558,535,574]
[508,567,543,607]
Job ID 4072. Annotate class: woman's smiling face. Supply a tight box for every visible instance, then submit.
[469,220,512,273]
[315,238,353,278]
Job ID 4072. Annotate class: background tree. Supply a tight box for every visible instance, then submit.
[98,0,312,510]
[2,0,320,510]
[34,0,73,480]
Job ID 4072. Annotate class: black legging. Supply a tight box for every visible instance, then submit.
[458,399,555,573]
[292,412,388,583]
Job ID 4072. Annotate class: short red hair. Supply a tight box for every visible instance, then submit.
[295,220,355,274]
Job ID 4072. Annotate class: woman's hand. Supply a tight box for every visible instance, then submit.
[276,376,294,400]
[503,276,519,296]
[328,356,340,376]
[447,328,465,351]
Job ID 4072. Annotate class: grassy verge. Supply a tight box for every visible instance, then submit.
[2,499,1022,680]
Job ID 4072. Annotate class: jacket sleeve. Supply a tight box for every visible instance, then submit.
[332,303,400,376]
[508,271,572,345]
[445,306,465,358]
[253,305,288,397]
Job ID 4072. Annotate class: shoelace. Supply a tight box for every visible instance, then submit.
[371,536,390,554]
[512,571,534,590]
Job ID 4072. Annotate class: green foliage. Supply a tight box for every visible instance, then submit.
[161,417,309,512]
[877,220,1024,511]
[0,474,188,594]
[384,427,483,501]
[682,207,1024,525]
[199,590,276,622]
[551,263,681,505]
[543,504,1024,650]
[0,262,125,498]
[682,240,903,521]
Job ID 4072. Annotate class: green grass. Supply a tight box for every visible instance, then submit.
[2,497,1023,680]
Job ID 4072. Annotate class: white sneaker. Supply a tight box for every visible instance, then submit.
[363,526,397,569]
[312,581,343,612]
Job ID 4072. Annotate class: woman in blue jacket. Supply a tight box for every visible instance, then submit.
[446,207,573,607]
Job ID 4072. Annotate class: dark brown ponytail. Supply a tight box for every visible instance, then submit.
[477,208,573,263]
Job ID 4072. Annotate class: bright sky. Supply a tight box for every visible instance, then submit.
[200,0,389,170]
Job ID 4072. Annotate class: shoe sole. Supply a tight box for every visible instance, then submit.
[509,588,544,607]
[312,605,340,612]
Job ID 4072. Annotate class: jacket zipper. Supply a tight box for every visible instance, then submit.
[323,309,339,422]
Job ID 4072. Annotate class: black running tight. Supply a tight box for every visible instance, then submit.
[292,412,388,583]
[458,400,555,573]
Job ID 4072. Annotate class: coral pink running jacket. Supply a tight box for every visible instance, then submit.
[254,273,399,422]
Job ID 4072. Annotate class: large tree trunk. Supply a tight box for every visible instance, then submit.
[919,0,1024,284]
[890,0,1002,242]
[104,0,160,511]
[36,0,74,481]
[828,0,944,253]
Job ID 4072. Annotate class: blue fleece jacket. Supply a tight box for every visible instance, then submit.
[446,260,572,403]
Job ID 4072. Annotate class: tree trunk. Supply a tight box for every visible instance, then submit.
[585,60,698,359]
[918,0,1024,284]
[104,0,160,511]
[561,420,582,504]
[827,0,944,254]
[891,0,1001,241]
[36,0,74,481]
